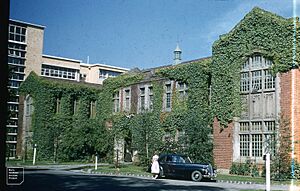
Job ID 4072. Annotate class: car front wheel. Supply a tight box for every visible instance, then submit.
[191,170,203,182]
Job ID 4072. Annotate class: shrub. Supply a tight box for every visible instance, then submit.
[230,160,260,177]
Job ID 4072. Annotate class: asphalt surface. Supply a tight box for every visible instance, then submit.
[5,169,293,191]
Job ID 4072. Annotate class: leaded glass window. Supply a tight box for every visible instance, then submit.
[239,54,277,159]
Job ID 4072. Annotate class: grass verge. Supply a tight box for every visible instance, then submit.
[216,174,300,186]
[90,164,149,176]
[88,164,300,186]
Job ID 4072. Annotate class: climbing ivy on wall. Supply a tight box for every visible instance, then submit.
[20,57,213,164]
[157,59,213,163]
[20,72,103,161]
[19,7,299,164]
[211,7,300,127]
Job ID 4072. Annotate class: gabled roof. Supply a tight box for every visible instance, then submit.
[214,7,289,46]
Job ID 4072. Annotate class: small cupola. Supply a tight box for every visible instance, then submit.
[173,43,182,65]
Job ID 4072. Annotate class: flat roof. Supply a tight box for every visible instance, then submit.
[42,62,80,70]
[9,19,46,29]
[80,63,129,71]
[43,54,82,63]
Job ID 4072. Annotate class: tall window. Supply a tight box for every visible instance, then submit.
[239,54,277,159]
[177,82,188,100]
[124,89,131,112]
[25,96,34,116]
[240,134,250,157]
[251,71,262,91]
[90,101,96,118]
[139,87,146,112]
[56,97,61,114]
[165,83,172,111]
[240,73,250,92]
[264,70,275,89]
[113,91,120,112]
[138,85,153,112]
[72,98,78,115]
[148,86,154,111]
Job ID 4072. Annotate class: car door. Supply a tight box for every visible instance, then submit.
[158,155,171,176]
[169,155,186,178]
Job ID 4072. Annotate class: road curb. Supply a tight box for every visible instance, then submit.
[79,169,295,188]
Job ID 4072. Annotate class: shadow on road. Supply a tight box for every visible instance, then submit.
[6,170,226,191]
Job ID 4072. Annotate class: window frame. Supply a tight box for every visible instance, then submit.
[239,54,277,160]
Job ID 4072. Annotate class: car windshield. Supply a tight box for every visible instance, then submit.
[184,156,192,163]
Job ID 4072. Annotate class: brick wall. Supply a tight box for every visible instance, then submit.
[295,69,300,162]
[279,69,300,163]
[213,117,233,170]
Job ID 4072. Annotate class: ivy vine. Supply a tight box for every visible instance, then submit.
[211,7,300,127]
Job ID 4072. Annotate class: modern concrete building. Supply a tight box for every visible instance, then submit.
[80,63,129,84]
[7,19,128,159]
[7,19,45,158]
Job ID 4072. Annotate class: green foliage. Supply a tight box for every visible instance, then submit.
[131,112,164,166]
[157,59,213,164]
[19,7,298,167]
[229,160,259,177]
[211,7,300,127]
[20,72,103,161]
[271,115,292,180]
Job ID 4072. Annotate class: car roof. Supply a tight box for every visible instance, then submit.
[159,153,187,157]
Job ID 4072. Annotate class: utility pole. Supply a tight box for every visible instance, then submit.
[265,153,270,191]
[291,1,297,190]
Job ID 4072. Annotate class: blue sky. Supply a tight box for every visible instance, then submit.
[10,0,297,70]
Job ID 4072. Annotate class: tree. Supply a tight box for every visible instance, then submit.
[271,115,292,180]
[131,112,164,166]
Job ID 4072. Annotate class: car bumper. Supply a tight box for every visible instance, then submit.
[203,171,217,179]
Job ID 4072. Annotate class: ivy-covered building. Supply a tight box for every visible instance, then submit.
[7,19,128,159]
[211,7,300,171]
[18,7,300,171]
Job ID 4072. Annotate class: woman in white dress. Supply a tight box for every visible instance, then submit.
[151,154,160,179]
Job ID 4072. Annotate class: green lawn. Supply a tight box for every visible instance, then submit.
[89,164,300,186]
[90,164,150,176]
[217,174,300,186]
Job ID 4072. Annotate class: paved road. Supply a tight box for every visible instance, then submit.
[6,169,290,191]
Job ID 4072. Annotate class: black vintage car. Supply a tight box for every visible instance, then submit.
[157,154,217,182]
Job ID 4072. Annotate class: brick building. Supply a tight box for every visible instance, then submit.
[15,7,300,171]
[211,8,300,171]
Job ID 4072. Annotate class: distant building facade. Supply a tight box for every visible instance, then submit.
[7,19,128,159]
[12,7,300,172]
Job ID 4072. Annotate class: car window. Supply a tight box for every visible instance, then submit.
[164,155,192,163]
[166,156,172,162]
[178,156,186,163]
[184,156,192,163]
[159,156,167,162]
[172,156,178,163]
